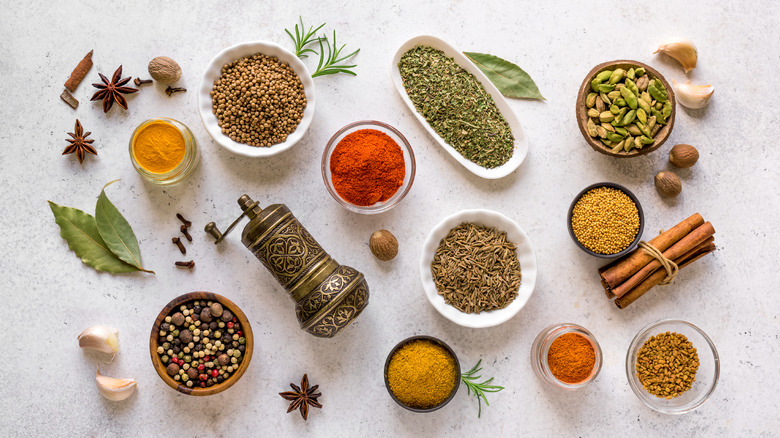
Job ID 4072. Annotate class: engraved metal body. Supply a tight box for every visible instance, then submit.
[206,195,369,338]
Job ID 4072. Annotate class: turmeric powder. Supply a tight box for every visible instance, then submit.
[132,121,186,174]
[387,340,457,409]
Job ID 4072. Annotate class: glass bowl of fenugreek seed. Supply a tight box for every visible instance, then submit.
[626,319,719,414]
[567,182,644,258]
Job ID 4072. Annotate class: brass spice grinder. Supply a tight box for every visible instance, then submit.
[205,195,369,338]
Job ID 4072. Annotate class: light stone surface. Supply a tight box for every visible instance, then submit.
[1,1,778,436]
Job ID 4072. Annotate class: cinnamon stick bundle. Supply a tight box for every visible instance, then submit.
[598,213,716,309]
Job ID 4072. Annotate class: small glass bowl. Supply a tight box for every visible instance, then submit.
[383,335,461,413]
[321,120,415,214]
[129,118,200,186]
[626,319,719,414]
[567,182,645,258]
[531,323,603,389]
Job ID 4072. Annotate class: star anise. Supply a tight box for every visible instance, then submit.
[62,119,97,163]
[279,374,322,420]
[90,65,138,112]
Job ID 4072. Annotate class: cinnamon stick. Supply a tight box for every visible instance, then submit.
[64,50,93,92]
[600,213,704,291]
[615,238,716,309]
[612,222,715,298]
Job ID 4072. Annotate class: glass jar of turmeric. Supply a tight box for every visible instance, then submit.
[530,323,602,389]
[129,118,200,185]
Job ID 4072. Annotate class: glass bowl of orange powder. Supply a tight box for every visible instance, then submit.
[321,120,415,214]
[530,323,603,389]
[129,118,200,185]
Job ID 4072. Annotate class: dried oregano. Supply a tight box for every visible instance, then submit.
[398,46,514,169]
[430,222,521,313]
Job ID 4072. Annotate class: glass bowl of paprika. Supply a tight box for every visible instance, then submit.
[530,323,603,390]
[321,120,416,214]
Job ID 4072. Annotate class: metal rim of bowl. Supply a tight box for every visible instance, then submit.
[383,335,461,413]
[566,182,645,259]
[321,120,416,214]
[625,318,720,414]
[149,291,254,396]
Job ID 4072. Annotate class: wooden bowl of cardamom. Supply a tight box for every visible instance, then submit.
[576,60,676,157]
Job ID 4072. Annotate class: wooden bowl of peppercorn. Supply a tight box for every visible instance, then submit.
[149,292,254,396]
[576,60,676,157]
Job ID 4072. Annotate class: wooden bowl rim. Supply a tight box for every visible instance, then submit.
[575,60,676,158]
[149,291,254,396]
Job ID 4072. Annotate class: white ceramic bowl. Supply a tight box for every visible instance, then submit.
[391,35,528,179]
[198,41,316,158]
[419,209,537,328]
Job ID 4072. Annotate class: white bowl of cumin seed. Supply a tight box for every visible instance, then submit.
[419,209,537,328]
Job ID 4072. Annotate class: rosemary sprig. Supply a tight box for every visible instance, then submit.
[460,359,504,418]
[312,30,359,78]
[284,17,325,58]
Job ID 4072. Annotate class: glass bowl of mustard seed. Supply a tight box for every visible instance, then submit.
[567,182,644,258]
[626,319,719,414]
[530,323,603,390]
[384,335,461,412]
[149,292,254,396]
[321,120,416,214]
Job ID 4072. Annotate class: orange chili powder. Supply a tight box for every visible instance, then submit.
[547,333,596,384]
[329,129,405,206]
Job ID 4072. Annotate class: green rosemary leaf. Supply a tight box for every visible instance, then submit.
[311,31,359,78]
[460,359,504,418]
[463,51,545,100]
[48,201,140,274]
[95,180,153,273]
[285,17,325,58]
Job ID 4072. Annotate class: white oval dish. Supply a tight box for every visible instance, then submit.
[420,209,537,328]
[391,35,528,179]
[198,41,316,158]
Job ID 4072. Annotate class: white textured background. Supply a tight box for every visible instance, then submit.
[1,1,778,436]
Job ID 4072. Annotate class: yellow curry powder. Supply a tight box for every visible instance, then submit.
[387,340,457,409]
[133,121,186,174]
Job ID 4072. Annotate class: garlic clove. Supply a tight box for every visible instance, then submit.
[78,325,119,355]
[672,80,714,109]
[96,369,137,401]
[654,38,698,73]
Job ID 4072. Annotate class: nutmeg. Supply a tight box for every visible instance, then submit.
[148,56,182,84]
[369,230,398,261]
[655,171,682,197]
[669,144,699,168]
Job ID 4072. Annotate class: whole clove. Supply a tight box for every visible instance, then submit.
[175,260,195,269]
[134,78,153,87]
[176,213,192,228]
[165,86,187,96]
[172,237,186,254]
[180,225,193,242]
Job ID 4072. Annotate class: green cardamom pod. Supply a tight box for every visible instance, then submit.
[626,124,641,136]
[607,90,621,101]
[614,98,627,107]
[598,83,616,93]
[625,78,640,98]
[586,92,597,108]
[610,105,620,115]
[614,126,628,136]
[601,138,613,147]
[596,70,613,82]
[608,68,625,84]
[624,139,634,152]
[627,68,636,80]
[637,108,647,124]
[662,101,672,119]
[641,91,652,104]
[591,78,602,93]
[636,75,650,92]
[599,111,615,123]
[650,123,662,136]
[600,92,612,106]
[634,136,643,149]
[595,96,605,112]
[648,81,668,103]
[641,135,654,145]
[587,118,598,137]
[601,123,615,133]
[606,132,625,143]
[637,121,651,137]
[596,126,607,138]
[646,115,657,130]
[634,67,645,77]
[655,101,664,110]
[612,142,624,154]
[621,109,636,126]
[588,108,600,118]
[637,98,651,113]
[619,86,638,110]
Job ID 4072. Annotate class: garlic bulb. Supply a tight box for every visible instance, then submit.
[654,38,698,73]
[672,80,714,109]
[96,369,137,401]
[78,325,119,355]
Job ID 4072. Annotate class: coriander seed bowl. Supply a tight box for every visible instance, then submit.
[626,319,719,414]
[384,335,461,413]
[567,182,645,258]
[149,292,254,396]
[198,41,316,158]
[419,209,537,328]
[321,120,416,214]
[576,60,675,157]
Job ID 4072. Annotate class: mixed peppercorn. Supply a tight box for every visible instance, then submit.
[156,300,246,388]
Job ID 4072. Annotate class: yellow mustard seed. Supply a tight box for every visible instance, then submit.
[571,187,640,254]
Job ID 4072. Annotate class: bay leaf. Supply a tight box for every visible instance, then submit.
[48,201,140,274]
[95,180,153,273]
[463,52,545,100]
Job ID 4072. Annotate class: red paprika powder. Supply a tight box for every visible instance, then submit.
[330,129,405,206]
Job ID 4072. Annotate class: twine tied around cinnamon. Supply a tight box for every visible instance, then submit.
[638,241,679,285]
